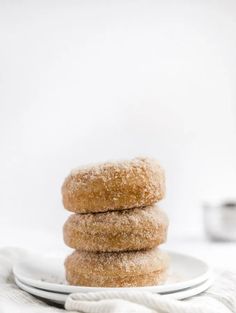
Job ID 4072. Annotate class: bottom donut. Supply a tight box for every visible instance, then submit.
[64,248,169,287]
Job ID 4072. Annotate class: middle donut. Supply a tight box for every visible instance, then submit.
[63,205,168,252]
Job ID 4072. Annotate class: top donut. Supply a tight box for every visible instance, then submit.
[62,157,165,213]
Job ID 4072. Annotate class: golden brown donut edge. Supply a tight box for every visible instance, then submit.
[64,248,169,287]
[63,205,169,252]
[61,157,165,213]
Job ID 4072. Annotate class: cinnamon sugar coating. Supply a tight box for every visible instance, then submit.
[63,205,168,252]
[62,157,165,213]
[64,248,169,287]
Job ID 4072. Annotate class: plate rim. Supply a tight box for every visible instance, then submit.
[13,250,212,294]
[15,277,67,302]
[15,276,213,304]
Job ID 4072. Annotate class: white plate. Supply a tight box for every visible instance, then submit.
[13,251,211,294]
[15,277,213,305]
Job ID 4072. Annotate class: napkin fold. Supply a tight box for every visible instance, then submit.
[0,247,236,313]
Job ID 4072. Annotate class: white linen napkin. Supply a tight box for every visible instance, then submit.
[0,247,236,313]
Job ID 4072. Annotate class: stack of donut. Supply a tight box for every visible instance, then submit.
[62,157,169,287]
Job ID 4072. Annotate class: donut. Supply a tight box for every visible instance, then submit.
[64,248,169,287]
[62,157,165,213]
[63,206,168,252]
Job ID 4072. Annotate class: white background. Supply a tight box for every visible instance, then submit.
[1,0,236,255]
